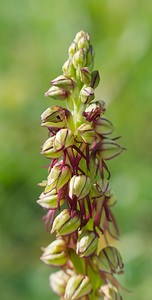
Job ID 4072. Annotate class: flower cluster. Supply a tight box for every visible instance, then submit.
[38,31,125,300]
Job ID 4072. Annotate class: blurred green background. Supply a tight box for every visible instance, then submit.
[0,0,152,299]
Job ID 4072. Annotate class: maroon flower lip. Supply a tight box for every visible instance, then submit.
[38,31,125,300]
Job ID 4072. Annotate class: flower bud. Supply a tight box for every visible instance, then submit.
[68,41,77,57]
[40,238,68,266]
[94,246,124,274]
[64,274,92,300]
[76,230,98,257]
[52,209,81,236]
[83,101,106,122]
[98,139,125,160]
[41,106,66,128]
[97,284,122,300]
[86,45,94,69]
[72,49,86,69]
[69,175,91,200]
[51,75,75,91]
[37,188,64,209]
[80,67,92,84]
[41,136,63,159]
[47,163,72,191]
[93,117,114,135]
[74,31,90,44]
[49,270,70,296]
[44,86,68,100]
[78,36,90,50]
[80,86,95,104]
[90,70,100,89]
[77,123,94,144]
[54,128,74,151]
[62,59,75,77]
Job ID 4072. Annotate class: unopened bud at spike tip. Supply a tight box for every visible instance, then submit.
[72,49,86,69]
[77,36,90,50]
[68,41,77,57]
[74,31,90,44]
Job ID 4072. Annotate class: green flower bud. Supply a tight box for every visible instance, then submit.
[52,209,81,236]
[37,188,64,209]
[74,31,89,44]
[93,117,114,135]
[80,67,92,84]
[77,123,94,144]
[40,238,68,266]
[51,75,75,91]
[54,128,74,151]
[64,274,92,300]
[86,45,94,69]
[41,106,66,128]
[91,70,100,89]
[94,246,124,274]
[62,59,75,77]
[41,136,63,159]
[80,86,95,104]
[49,270,70,296]
[72,49,86,69]
[78,36,90,50]
[76,230,98,257]
[68,41,77,57]
[97,284,122,300]
[45,86,68,100]
[69,175,91,200]
[98,139,125,160]
[94,250,111,274]
[46,162,72,191]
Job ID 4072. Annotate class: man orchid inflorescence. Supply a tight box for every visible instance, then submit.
[38,31,125,300]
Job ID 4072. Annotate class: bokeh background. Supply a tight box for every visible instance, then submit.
[0,0,152,299]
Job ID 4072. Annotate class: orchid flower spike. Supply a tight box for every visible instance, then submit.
[38,31,125,300]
